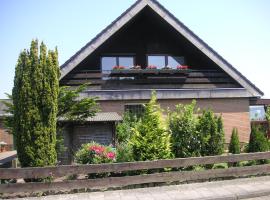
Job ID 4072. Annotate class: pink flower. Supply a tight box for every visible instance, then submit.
[89,145,105,154]
[107,152,115,159]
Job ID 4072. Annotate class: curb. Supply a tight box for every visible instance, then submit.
[196,189,270,200]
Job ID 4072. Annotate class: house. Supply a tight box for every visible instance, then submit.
[60,0,263,155]
[0,100,13,152]
[0,0,264,164]
[249,99,270,137]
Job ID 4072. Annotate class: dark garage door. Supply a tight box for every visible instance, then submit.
[73,122,113,150]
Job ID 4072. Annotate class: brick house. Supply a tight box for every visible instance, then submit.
[0,0,264,163]
[60,0,262,149]
[0,100,13,152]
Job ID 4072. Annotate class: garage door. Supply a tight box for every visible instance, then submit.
[73,123,113,150]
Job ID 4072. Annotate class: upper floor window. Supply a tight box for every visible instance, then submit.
[101,56,134,71]
[147,55,185,69]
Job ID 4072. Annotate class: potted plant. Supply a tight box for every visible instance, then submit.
[146,65,157,69]
[112,65,126,70]
[130,65,141,70]
[176,65,189,70]
[162,65,172,70]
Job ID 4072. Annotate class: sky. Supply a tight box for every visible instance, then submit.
[0,0,270,99]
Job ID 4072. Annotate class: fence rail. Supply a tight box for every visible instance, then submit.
[1,151,270,194]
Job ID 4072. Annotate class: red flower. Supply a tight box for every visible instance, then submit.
[89,145,105,154]
[113,65,126,70]
[146,65,157,69]
[107,152,115,159]
[176,65,189,70]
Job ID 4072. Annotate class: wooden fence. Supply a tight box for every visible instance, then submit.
[1,152,270,195]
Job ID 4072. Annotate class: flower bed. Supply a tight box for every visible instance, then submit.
[75,142,116,164]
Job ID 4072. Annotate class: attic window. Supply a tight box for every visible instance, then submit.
[101,56,134,71]
[147,55,185,69]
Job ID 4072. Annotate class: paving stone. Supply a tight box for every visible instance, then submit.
[10,176,270,200]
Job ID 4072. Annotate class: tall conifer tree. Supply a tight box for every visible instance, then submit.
[130,91,172,161]
[12,40,59,167]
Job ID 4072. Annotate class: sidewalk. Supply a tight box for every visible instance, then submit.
[13,176,270,200]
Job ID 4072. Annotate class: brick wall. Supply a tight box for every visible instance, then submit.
[0,120,13,151]
[99,98,251,143]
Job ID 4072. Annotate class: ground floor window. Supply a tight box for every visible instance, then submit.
[250,105,266,121]
[124,104,145,118]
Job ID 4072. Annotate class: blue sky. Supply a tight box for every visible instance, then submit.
[0,0,269,98]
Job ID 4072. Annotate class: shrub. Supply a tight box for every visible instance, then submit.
[130,91,172,161]
[229,128,240,154]
[115,112,138,162]
[228,128,240,167]
[248,126,269,164]
[75,142,115,164]
[169,100,200,158]
[197,110,225,157]
[116,143,134,163]
[116,112,138,145]
[248,126,269,153]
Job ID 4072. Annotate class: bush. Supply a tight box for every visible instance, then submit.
[75,142,116,164]
[197,110,225,169]
[130,91,172,161]
[248,126,269,153]
[197,110,225,157]
[116,112,138,145]
[228,128,240,167]
[116,143,134,163]
[169,100,200,158]
[115,112,138,162]
[229,128,240,154]
[248,126,269,164]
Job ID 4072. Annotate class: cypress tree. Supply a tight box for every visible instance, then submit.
[248,126,269,164]
[248,126,269,153]
[130,91,172,161]
[228,128,240,167]
[12,40,59,167]
[229,128,240,154]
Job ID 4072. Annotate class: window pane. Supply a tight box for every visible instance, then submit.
[168,56,185,68]
[148,56,165,69]
[125,104,145,118]
[101,57,116,71]
[249,106,266,121]
[119,57,134,67]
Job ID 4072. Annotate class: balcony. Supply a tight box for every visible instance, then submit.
[60,68,239,90]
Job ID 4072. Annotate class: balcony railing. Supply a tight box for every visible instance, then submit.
[108,68,191,76]
[60,69,235,87]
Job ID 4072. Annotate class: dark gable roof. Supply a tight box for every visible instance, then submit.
[60,0,263,97]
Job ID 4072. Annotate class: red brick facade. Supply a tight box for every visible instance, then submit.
[0,98,251,152]
[99,98,251,143]
[0,120,13,151]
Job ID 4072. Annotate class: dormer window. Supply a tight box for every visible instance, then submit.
[101,56,134,71]
[147,55,185,69]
